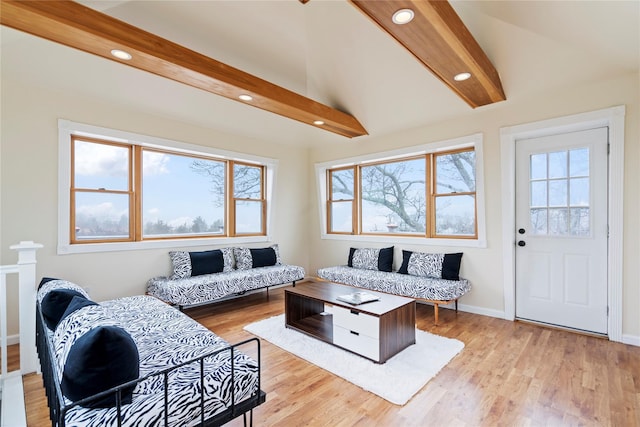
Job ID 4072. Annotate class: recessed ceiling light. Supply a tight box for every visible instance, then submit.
[110,49,132,60]
[392,9,414,25]
[239,94,253,101]
[454,72,472,81]
[313,120,325,126]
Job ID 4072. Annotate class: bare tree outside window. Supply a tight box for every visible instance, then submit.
[327,148,477,238]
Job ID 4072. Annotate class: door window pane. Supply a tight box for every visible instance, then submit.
[530,208,547,235]
[549,151,567,179]
[74,192,129,240]
[530,154,547,180]
[569,177,589,206]
[143,151,225,237]
[570,207,590,236]
[74,140,129,190]
[569,148,589,177]
[530,181,547,207]
[548,208,568,235]
[548,180,567,207]
[435,195,475,236]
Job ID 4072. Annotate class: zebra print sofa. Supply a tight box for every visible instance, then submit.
[317,248,471,325]
[36,279,265,427]
[147,245,305,310]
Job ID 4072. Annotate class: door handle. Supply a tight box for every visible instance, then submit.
[518,240,526,247]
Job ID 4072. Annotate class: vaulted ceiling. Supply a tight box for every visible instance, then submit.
[1,1,638,147]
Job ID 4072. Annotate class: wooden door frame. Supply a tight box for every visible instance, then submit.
[500,106,625,342]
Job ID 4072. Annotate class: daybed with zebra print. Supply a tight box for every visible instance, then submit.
[147,245,305,309]
[317,247,471,325]
[36,279,265,427]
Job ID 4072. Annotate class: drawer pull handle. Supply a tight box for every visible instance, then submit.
[350,310,359,315]
[350,330,359,336]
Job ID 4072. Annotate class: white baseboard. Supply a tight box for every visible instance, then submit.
[622,334,640,347]
[5,335,19,346]
[456,303,505,319]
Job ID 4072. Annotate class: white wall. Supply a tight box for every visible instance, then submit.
[2,71,638,343]
[0,81,309,336]
[308,72,640,341]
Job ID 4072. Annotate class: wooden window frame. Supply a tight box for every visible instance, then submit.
[327,166,357,234]
[70,137,268,244]
[70,136,134,244]
[230,161,267,237]
[326,148,478,239]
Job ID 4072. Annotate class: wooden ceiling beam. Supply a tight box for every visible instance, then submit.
[349,0,506,108]
[0,0,368,138]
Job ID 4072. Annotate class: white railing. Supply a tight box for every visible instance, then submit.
[1,241,42,427]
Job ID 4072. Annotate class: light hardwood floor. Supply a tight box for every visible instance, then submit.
[10,283,640,426]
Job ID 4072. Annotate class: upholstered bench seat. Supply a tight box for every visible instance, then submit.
[317,265,471,324]
[148,264,305,309]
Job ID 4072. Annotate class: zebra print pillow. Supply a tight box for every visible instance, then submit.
[347,247,394,272]
[398,250,463,280]
[234,244,282,270]
[169,248,235,279]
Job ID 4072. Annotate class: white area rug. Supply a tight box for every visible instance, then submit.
[244,314,464,405]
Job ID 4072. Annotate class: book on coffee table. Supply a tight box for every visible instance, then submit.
[336,291,380,305]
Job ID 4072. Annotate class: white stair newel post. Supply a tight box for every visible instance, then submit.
[11,241,43,374]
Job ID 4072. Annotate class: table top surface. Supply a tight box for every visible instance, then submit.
[285,281,415,316]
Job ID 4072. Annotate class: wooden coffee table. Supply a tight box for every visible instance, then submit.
[285,281,416,363]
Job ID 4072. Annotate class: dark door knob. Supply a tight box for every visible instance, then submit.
[518,228,526,234]
[518,240,526,247]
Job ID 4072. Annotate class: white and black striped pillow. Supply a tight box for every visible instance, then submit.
[347,247,394,272]
[169,248,235,279]
[234,244,282,270]
[397,250,463,280]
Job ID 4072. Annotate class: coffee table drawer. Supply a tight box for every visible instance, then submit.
[332,306,379,339]
[333,325,380,361]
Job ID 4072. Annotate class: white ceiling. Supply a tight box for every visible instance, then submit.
[1,0,638,147]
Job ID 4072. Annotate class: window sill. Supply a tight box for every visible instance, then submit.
[320,233,487,248]
[57,236,271,255]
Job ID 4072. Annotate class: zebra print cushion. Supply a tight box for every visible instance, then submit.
[398,251,463,280]
[37,279,90,304]
[46,295,260,426]
[169,248,235,279]
[317,265,471,302]
[347,247,394,272]
[234,245,282,270]
[407,252,444,278]
[147,264,305,306]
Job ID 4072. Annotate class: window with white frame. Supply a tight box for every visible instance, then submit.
[59,120,275,253]
[317,134,485,246]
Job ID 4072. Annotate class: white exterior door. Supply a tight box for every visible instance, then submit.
[515,127,608,334]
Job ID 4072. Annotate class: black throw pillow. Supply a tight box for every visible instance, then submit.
[397,250,413,275]
[347,247,357,267]
[442,253,463,280]
[41,289,87,330]
[59,296,98,326]
[189,250,224,276]
[61,326,139,408]
[250,247,277,268]
[377,246,394,272]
